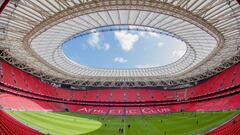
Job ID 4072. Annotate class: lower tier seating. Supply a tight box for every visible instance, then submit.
[1,91,239,115]
[0,109,42,135]
[207,114,240,135]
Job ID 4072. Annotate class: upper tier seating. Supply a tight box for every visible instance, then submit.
[1,62,240,103]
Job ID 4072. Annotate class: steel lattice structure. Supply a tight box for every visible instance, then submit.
[0,0,239,87]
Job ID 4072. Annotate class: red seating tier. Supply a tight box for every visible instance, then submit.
[207,114,240,135]
[108,107,125,115]
[1,91,239,115]
[1,62,240,103]
[0,109,42,135]
[125,107,142,115]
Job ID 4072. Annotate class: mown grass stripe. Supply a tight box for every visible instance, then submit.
[6,111,102,135]
[35,112,101,129]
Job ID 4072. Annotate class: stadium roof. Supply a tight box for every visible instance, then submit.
[0,0,239,87]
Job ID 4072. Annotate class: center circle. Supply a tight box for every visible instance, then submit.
[62,25,187,69]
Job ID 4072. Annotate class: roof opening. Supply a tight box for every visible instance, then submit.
[62,25,187,69]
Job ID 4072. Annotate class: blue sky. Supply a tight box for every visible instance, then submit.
[63,29,186,69]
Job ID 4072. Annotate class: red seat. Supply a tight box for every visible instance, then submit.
[0,109,42,135]
[207,114,240,135]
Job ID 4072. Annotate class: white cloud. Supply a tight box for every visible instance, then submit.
[114,57,128,63]
[103,43,110,51]
[139,32,145,37]
[157,42,163,47]
[135,64,161,68]
[172,50,185,57]
[138,31,161,38]
[114,31,139,52]
[87,32,111,51]
[148,32,161,38]
[87,32,100,48]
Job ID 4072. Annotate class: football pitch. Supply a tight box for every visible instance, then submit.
[5,110,239,135]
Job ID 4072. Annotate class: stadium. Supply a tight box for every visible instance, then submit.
[0,0,240,134]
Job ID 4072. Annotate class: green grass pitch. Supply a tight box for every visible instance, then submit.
[5,110,239,135]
